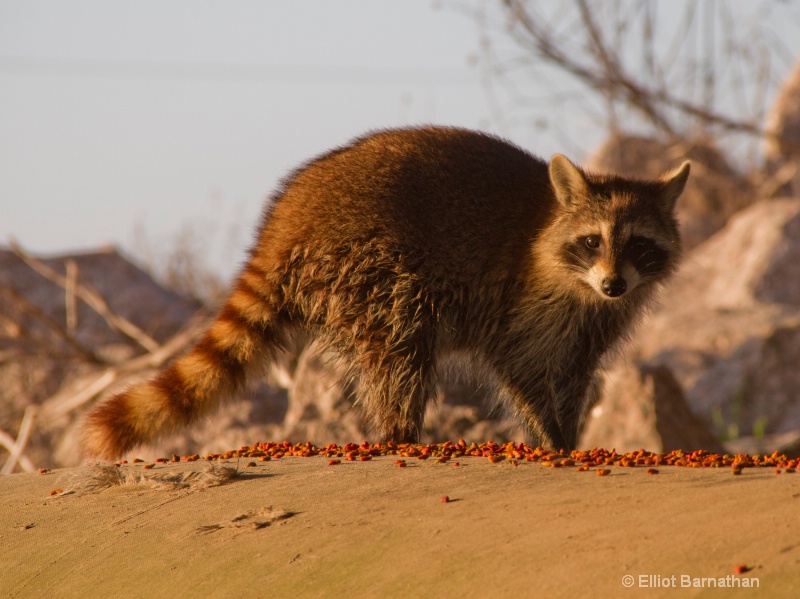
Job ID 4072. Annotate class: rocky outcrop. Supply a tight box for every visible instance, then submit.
[764,59,800,198]
[581,364,724,453]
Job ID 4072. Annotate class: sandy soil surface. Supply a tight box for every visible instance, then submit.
[1,453,798,598]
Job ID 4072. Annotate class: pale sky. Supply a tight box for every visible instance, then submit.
[1,0,799,282]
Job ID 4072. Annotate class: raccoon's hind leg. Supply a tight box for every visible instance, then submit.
[286,240,440,444]
[335,289,437,443]
[356,336,438,444]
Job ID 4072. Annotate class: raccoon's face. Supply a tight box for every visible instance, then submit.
[545,154,690,302]
[564,219,677,300]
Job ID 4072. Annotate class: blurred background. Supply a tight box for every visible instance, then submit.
[3,0,800,470]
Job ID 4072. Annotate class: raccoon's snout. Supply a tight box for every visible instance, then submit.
[601,276,627,298]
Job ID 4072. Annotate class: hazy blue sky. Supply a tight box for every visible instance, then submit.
[1,1,799,282]
[1,1,507,278]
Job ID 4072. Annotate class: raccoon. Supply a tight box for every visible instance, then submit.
[83,126,690,459]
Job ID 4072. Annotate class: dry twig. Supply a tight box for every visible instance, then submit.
[0,406,38,474]
[9,239,162,354]
[1,243,210,472]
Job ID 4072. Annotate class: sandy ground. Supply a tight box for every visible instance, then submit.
[1,454,798,599]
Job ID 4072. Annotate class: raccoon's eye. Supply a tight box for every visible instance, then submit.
[629,236,650,253]
[584,235,601,249]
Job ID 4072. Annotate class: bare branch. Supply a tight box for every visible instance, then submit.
[65,259,78,332]
[502,0,677,135]
[37,312,208,427]
[493,0,800,158]
[9,240,162,354]
[0,405,37,474]
[0,284,107,365]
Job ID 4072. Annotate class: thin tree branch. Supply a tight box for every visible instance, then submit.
[0,284,107,365]
[9,240,162,354]
[65,259,78,332]
[37,312,209,427]
[498,0,800,153]
[0,405,37,474]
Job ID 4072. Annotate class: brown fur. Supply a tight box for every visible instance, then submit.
[82,126,690,459]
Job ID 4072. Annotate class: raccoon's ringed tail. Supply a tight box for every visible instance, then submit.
[82,380,176,460]
[82,298,276,459]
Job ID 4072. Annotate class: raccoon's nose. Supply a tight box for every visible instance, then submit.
[601,276,627,298]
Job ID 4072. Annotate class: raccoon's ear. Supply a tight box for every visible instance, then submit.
[658,160,691,211]
[549,154,590,208]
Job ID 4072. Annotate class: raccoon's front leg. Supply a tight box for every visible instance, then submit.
[554,374,598,451]
[494,370,570,451]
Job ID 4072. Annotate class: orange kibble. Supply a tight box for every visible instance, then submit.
[106,442,796,478]
[328,459,341,466]
[452,462,460,467]
[245,461,257,468]
[733,565,750,574]
[38,469,49,475]
[49,489,62,496]
[441,496,450,503]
